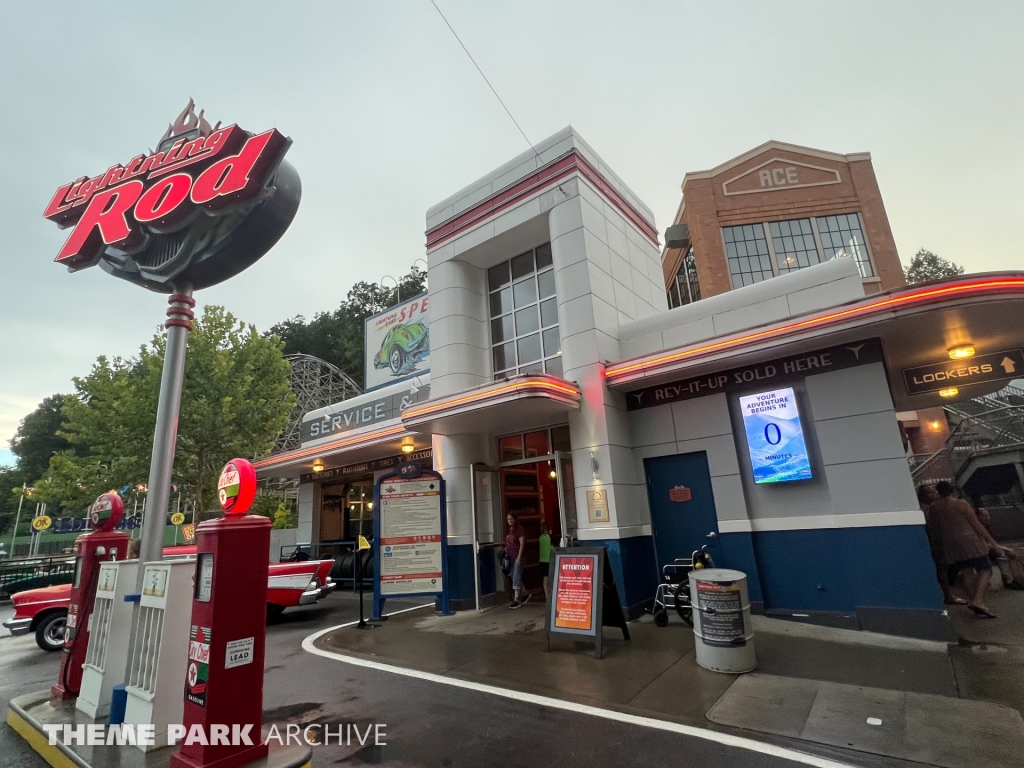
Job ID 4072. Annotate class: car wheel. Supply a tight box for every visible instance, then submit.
[266,604,285,622]
[35,611,67,652]
[388,345,405,375]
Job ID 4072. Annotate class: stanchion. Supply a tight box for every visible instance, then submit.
[355,536,377,630]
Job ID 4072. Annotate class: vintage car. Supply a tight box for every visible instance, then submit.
[373,321,429,375]
[3,547,335,651]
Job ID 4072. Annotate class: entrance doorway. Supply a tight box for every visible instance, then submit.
[492,425,575,599]
[319,478,374,543]
[643,452,722,570]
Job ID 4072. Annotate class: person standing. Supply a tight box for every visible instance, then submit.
[538,521,553,602]
[929,482,1015,618]
[918,484,963,605]
[505,513,529,609]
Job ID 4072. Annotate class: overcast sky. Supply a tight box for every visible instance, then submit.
[1,1,1022,465]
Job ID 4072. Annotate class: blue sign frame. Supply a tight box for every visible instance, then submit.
[372,466,451,618]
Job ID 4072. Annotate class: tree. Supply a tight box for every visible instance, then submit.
[9,395,75,482]
[35,306,294,517]
[0,466,29,540]
[904,249,965,284]
[268,265,426,387]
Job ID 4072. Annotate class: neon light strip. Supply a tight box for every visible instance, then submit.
[253,424,407,469]
[605,276,1024,382]
[402,378,581,422]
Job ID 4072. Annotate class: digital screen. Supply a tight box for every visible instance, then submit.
[739,387,812,484]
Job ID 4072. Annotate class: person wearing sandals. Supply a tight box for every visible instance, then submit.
[929,481,1015,618]
[918,484,965,606]
[505,513,529,609]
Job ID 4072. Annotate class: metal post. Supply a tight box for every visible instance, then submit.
[470,464,481,612]
[9,483,25,555]
[135,287,195,591]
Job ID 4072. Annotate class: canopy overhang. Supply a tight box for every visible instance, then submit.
[604,273,1024,411]
[401,375,581,436]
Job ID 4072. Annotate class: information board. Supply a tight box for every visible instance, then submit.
[373,466,449,618]
[546,547,629,658]
[738,386,812,484]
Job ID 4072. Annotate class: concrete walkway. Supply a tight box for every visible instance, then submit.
[314,598,1024,768]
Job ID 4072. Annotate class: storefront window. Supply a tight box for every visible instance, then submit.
[488,243,562,380]
[497,425,570,464]
[347,483,374,539]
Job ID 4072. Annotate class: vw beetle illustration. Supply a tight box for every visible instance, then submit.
[373,321,429,376]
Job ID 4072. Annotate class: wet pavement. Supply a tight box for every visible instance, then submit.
[4,592,877,768]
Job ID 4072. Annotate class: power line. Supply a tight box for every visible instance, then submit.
[428,0,540,159]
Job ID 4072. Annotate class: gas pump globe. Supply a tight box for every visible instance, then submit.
[52,492,128,700]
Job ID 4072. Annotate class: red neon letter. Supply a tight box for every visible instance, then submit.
[134,173,193,229]
[191,129,286,211]
[55,180,144,267]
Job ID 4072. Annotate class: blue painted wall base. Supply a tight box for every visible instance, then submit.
[582,536,658,618]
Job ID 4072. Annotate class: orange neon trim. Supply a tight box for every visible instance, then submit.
[402,378,580,421]
[253,424,407,469]
[605,277,1024,381]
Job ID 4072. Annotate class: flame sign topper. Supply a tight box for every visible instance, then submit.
[43,100,292,276]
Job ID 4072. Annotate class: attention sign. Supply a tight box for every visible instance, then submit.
[546,547,630,659]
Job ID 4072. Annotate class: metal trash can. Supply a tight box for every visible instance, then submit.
[688,568,756,673]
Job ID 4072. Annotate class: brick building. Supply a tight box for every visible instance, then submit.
[660,140,946,457]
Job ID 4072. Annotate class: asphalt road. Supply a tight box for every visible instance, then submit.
[1,593,867,768]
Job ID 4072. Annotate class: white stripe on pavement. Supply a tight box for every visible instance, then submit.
[301,610,856,768]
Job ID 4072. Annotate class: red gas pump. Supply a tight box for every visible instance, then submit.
[52,492,128,700]
[171,459,269,768]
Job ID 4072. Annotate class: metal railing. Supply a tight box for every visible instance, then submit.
[911,388,1024,485]
[0,554,76,600]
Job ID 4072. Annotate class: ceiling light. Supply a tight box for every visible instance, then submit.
[948,345,975,360]
[401,436,415,454]
[939,387,959,398]
[312,460,324,473]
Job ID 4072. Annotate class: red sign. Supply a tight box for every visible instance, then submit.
[89,492,124,532]
[669,485,692,503]
[44,100,289,271]
[217,458,257,516]
[553,555,596,631]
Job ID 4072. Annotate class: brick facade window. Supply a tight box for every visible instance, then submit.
[723,212,875,289]
[723,224,774,287]
[817,213,874,277]
[488,243,562,380]
[668,247,702,308]
[769,218,820,274]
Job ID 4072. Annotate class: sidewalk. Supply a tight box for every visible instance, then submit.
[313,595,1024,768]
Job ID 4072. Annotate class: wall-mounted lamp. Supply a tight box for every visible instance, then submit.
[401,436,416,454]
[928,420,944,431]
[948,345,975,360]
[938,387,959,399]
[590,452,600,480]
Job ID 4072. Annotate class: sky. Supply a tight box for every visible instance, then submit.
[0,1,1022,465]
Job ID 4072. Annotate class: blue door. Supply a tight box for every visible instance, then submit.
[644,452,721,570]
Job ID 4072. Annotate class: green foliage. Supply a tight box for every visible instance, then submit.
[904,249,966,284]
[9,394,76,482]
[37,306,294,517]
[268,265,426,387]
[272,504,297,530]
[0,466,29,540]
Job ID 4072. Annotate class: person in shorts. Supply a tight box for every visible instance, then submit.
[505,513,528,609]
[929,482,1014,618]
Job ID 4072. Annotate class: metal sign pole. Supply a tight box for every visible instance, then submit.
[135,287,195,591]
[8,483,25,554]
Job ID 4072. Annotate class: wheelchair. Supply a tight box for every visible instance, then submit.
[646,546,714,627]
